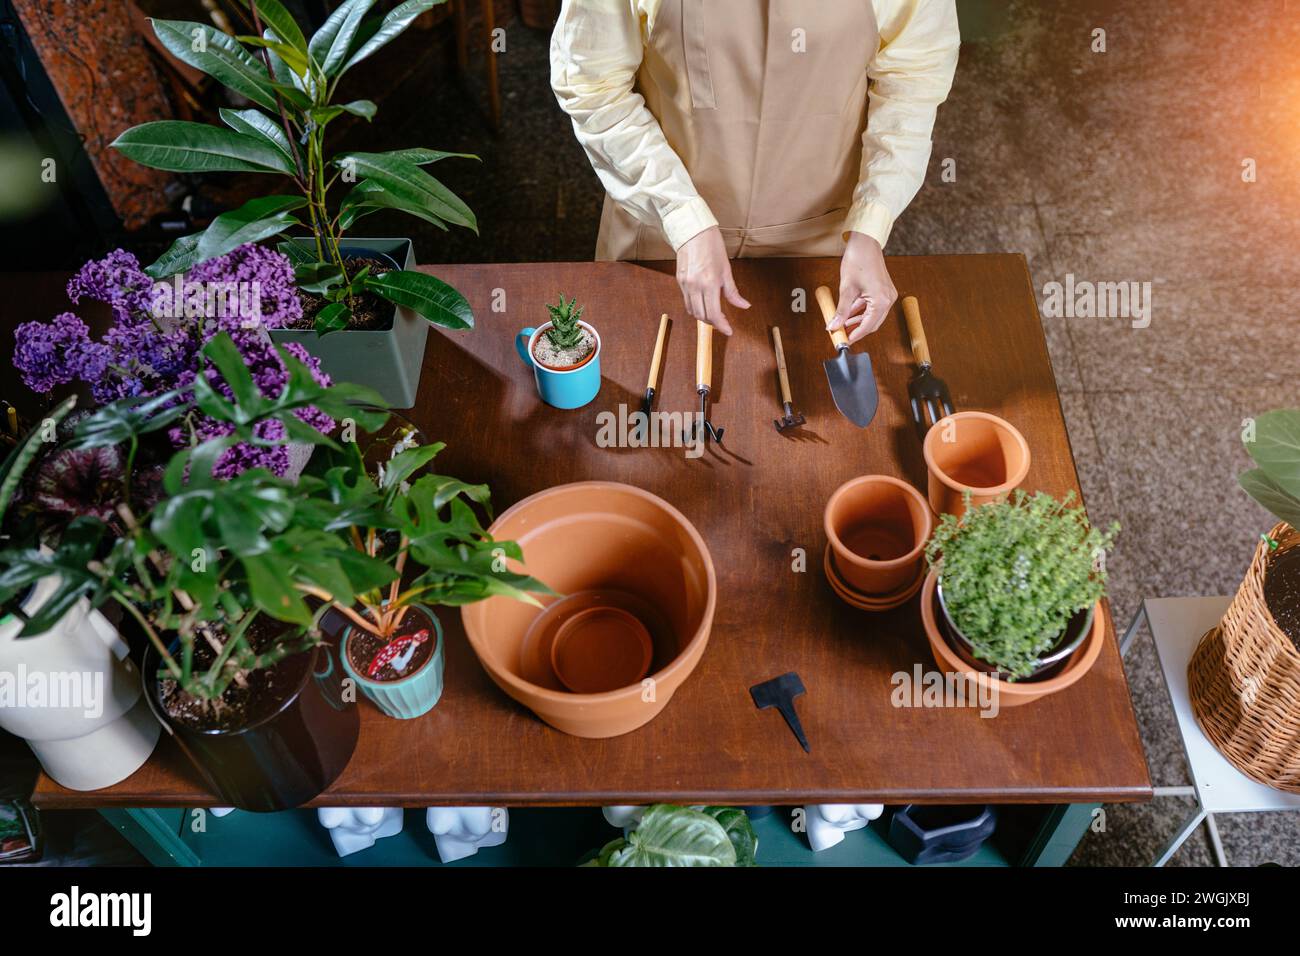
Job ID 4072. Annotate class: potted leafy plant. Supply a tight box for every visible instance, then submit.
[110,0,476,409]
[0,398,162,792]
[300,428,550,719]
[514,294,602,409]
[0,334,401,810]
[584,805,758,867]
[923,491,1117,688]
[1188,409,1300,791]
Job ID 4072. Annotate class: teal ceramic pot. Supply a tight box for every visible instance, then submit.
[515,321,602,409]
[341,605,444,720]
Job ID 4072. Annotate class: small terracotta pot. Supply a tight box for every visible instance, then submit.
[462,481,715,738]
[922,412,1031,518]
[824,476,933,596]
[918,569,1104,707]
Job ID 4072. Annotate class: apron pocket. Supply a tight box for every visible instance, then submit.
[742,208,849,258]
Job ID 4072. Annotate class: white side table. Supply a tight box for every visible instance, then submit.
[1123,597,1300,866]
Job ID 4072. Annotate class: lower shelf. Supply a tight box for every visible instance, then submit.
[98,803,1090,867]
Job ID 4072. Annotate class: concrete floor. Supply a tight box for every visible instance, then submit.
[338,1,1300,865]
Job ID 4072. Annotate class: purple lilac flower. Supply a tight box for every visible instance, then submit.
[13,312,98,393]
[66,249,154,325]
[14,245,332,479]
[186,244,302,331]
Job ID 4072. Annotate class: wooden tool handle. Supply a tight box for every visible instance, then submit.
[902,296,931,367]
[646,313,669,390]
[695,320,713,389]
[815,286,848,350]
[771,327,793,404]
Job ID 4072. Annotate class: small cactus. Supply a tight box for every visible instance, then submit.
[545,294,585,350]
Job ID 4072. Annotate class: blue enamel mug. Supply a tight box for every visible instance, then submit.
[516,322,602,409]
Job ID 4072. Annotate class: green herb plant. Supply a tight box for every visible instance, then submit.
[111,0,475,335]
[544,294,586,351]
[584,805,758,867]
[925,491,1118,680]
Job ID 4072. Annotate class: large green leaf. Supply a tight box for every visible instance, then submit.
[308,0,377,77]
[238,0,307,53]
[219,108,297,174]
[1246,409,1300,500]
[196,194,306,262]
[237,35,310,76]
[383,147,478,166]
[604,805,737,867]
[146,234,202,279]
[150,19,280,110]
[340,180,447,231]
[364,269,473,330]
[700,807,759,866]
[343,0,440,72]
[112,122,291,174]
[336,151,476,231]
[1240,468,1300,529]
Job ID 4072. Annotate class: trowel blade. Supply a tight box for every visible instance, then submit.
[823,349,878,428]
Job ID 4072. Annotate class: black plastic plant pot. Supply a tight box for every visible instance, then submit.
[141,640,358,813]
[887,804,998,865]
[269,237,426,410]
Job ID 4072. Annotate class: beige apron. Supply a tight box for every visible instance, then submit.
[595,0,880,261]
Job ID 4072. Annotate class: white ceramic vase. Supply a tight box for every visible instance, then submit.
[0,575,160,790]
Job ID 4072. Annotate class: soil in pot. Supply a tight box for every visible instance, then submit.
[346,613,436,682]
[1263,547,1300,653]
[285,256,398,332]
[532,325,596,370]
[157,616,312,733]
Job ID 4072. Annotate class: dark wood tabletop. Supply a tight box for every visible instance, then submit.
[24,254,1152,808]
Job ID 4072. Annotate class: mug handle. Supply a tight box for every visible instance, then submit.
[516,327,536,366]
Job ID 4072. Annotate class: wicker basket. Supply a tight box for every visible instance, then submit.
[1188,523,1300,792]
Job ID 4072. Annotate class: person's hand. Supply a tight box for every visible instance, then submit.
[675,226,750,335]
[827,231,897,344]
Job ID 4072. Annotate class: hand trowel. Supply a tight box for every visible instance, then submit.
[814,285,878,428]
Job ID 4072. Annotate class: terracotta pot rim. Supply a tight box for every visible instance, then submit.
[922,411,1031,497]
[529,321,600,373]
[468,481,717,703]
[919,569,1104,697]
[341,604,442,690]
[824,475,933,572]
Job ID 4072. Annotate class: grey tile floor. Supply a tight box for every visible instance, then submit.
[348,1,1300,865]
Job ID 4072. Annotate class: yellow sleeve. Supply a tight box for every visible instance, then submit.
[845,0,961,247]
[550,0,717,251]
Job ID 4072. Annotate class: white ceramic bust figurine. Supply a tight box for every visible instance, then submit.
[804,803,884,852]
[601,805,646,831]
[425,807,508,863]
[316,807,404,858]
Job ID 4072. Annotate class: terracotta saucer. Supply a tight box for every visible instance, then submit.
[551,606,654,693]
[823,544,926,611]
[519,589,663,691]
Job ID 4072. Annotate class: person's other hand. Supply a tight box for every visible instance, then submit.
[675,226,750,335]
[827,231,897,344]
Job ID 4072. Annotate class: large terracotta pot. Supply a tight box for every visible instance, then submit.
[824,475,932,596]
[918,570,1103,707]
[922,411,1030,518]
[462,481,716,738]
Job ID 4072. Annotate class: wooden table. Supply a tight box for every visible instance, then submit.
[28,255,1152,811]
